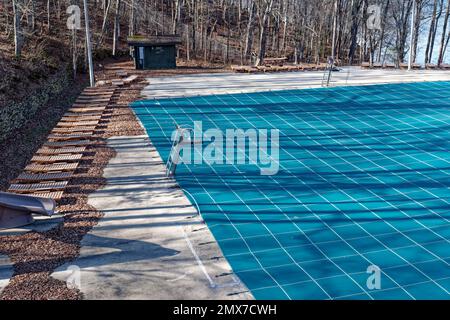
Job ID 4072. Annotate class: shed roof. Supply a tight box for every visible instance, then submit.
[127,35,182,46]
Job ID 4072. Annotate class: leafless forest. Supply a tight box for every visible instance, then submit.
[0,0,449,68]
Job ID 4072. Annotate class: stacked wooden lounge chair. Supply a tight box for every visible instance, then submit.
[231,62,328,74]
[362,61,423,70]
[7,87,116,201]
[399,62,422,70]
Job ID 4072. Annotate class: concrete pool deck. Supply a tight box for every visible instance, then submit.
[50,69,450,299]
[51,135,252,300]
[141,67,450,98]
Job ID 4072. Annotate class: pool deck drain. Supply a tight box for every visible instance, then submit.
[52,135,252,300]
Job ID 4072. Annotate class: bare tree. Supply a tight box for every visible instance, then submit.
[437,0,450,65]
[12,0,23,57]
[256,0,274,66]
[113,0,121,56]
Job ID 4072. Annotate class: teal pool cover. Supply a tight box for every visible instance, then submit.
[131,81,450,300]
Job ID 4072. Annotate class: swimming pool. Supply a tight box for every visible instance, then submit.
[131,81,450,300]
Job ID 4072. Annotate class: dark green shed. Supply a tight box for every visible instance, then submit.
[128,35,182,70]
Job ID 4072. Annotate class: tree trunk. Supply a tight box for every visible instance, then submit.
[186,23,190,60]
[426,0,439,63]
[426,0,444,63]
[348,0,363,65]
[438,0,450,65]
[112,0,121,56]
[377,0,390,62]
[257,0,274,66]
[244,0,256,62]
[12,0,23,57]
[72,29,78,79]
[411,0,423,63]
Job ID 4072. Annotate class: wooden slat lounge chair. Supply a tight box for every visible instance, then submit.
[116,70,128,77]
[31,154,83,163]
[36,147,86,155]
[52,126,97,133]
[25,162,78,172]
[426,63,437,69]
[83,87,115,92]
[256,66,270,72]
[60,117,102,123]
[57,121,99,127]
[77,95,112,101]
[384,63,396,69]
[72,102,108,108]
[16,172,73,182]
[237,66,251,73]
[75,97,111,104]
[62,112,103,117]
[68,107,106,113]
[440,64,450,70]
[8,181,68,193]
[372,62,383,68]
[361,62,371,69]
[71,102,107,107]
[263,57,288,66]
[111,79,124,86]
[44,140,93,147]
[123,75,139,84]
[32,191,64,200]
[48,132,95,141]
[301,64,311,70]
[79,91,114,97]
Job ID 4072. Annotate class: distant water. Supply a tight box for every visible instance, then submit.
[415,19,449,64]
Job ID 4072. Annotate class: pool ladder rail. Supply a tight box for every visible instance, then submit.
[322,57,336,87]
[166,125,201,177]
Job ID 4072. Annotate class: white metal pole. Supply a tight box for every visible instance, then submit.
[331,0,338,60]
[83,0,95,87]
[408,0,416,71]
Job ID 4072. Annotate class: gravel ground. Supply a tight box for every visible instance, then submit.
[0,65,145,299]
[0,76,87,191]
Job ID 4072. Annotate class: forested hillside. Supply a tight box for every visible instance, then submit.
[0,0,449,103]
